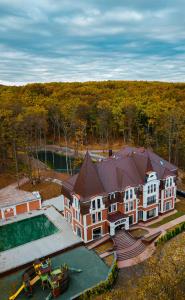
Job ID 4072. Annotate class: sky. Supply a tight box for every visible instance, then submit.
[0,0,185,85]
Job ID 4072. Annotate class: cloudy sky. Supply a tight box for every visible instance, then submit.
[0,0,185,85]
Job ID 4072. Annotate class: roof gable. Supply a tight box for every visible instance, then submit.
[73,151,105,200]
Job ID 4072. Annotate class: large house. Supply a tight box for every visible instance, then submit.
[62,147,177,243]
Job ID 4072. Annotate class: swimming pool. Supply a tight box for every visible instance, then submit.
[0,214,58,252]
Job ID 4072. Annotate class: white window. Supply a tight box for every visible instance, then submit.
[147,208,156,219]
[109,203,117,213]
[74,197,80,209]
[147,195,156,205]
[75,210,80,222]
[126,191,129,200]
[148,186,150,194]
[92,200,96,210]
[130,201,134,211]
[125,188,134,200]
[92,213,96,223]
[154,184,156,192]
[91,198,103,211]
[165,202,171,211]
[97,198,101,209]
[125,202,129,212]
[97,212,102,221]
[110,193,116,199]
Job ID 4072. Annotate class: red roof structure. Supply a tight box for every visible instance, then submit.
[73,151,105,201]
[62,147,177,201]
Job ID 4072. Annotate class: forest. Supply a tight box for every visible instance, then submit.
[0,80,185,177]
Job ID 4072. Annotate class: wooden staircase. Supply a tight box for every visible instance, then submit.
[113,230,146,261]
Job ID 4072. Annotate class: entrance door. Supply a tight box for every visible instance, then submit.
[93,227,102,239]
[129,215,133,225]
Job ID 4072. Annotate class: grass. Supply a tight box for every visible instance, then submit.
[103,254,115,267]
[21,181,62,200]
[149,211,185,228]
[149,198,185,228]
[129,228,149,238]
[94,240,114,255]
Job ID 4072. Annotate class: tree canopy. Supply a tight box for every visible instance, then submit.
[0,80,185,174]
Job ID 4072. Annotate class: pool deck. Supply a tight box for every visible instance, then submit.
[0,207,81,275]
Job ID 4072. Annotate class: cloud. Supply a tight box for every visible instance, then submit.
[0,0,185,84]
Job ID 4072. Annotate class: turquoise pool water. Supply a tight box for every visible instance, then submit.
[0,214,58,252]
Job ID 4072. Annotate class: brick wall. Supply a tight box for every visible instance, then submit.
[29,200,40,211]
[16,203,27,215]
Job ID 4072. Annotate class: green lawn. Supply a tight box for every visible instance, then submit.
[149,211,185,228]
[129,228,149,238]
[149,199,185,228]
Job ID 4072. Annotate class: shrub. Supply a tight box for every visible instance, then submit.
[78,260,119,300]
[156,222,185,246]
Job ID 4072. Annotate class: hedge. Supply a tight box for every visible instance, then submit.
[155,222,185,246]
[71,254,119,300]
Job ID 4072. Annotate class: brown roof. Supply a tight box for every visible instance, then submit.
[62,147,177,201]
[108,212,126,223]
[73,151,105,201]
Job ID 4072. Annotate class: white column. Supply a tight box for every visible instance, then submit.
[39,198,42,209]
[83,215,87,243]
[1,209,5,219]
[161,190,164,213]
[125,218,129,230]
[110,223,115,236]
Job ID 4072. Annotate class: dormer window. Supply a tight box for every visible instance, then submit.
[165,177,173,188]
[125,188,134,200]
[109,193,116,199]
[91,197,103,211]
[126,191,129,200]
[147,184,157,194]
[92,200,96,210]
[74,197,80,209]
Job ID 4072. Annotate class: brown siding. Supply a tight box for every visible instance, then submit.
[0,210,2,219]
[16,203,27,215]
[102,209,108,220]
[29,200,40,211]
[117,202,124,213]
[86,214,91,226]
